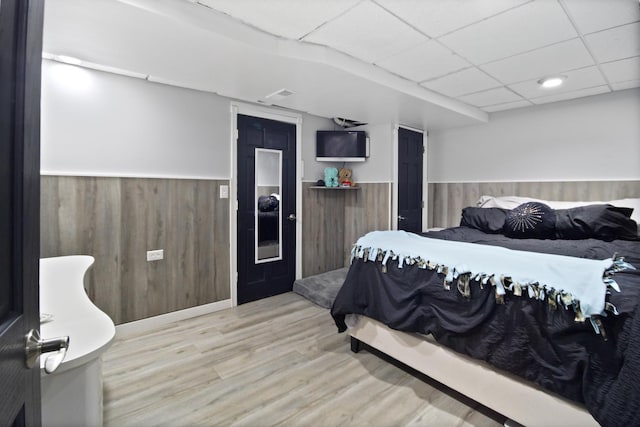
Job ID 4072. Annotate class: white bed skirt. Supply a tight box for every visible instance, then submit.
[348,316,598,427]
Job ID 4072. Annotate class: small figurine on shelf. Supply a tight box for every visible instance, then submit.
[324,167,339,187]
[339,168,354,187]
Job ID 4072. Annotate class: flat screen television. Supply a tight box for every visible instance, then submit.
[316,130,368,162]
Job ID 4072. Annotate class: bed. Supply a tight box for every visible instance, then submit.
[331,196,640,427]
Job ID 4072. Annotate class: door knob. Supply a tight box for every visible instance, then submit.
[398,215,406,221]
[25,329,70,374]
[287,214,297,221]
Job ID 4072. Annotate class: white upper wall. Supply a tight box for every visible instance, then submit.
[428,88,640,183]
[300,115,335,182]
[350,123,394,183]
[43,60,637,185]
[41,60,334,179]
[41,60,231,179]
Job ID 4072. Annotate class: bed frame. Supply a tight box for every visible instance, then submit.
[349,316,598,427]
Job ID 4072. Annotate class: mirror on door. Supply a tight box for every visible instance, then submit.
[255,148,282,263]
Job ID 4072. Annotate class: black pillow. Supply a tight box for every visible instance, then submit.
[257,195,276,212]
[555,204,638,241]
[504,202,555,239]
[269,195,279,211]
[460,207,507,233]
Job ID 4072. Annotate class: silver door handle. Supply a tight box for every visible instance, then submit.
[398,215,406,221]
[25,329,70,374]
[287,214,297,221]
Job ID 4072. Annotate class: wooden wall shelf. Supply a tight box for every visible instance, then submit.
[309,186,360,190]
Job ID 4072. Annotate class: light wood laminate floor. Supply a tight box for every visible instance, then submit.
[103,292,502,426]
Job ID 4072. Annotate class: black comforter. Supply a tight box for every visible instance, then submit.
[331,227,640,426]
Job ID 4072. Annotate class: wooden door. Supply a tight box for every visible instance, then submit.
[397,127,424,233]
[0,0,44,424]
[236,114,296,304]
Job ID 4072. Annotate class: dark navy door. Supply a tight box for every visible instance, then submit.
[397,127,423,233]
[237,114,296,304]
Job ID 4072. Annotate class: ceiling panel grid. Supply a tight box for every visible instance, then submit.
[44,0,640,122]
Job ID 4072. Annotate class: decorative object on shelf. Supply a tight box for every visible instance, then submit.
[338,168,354,187]
[316,179,325,186]
[324,167,339,187]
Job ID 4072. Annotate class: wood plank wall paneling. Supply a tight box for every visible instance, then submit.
[40,176,230,325]
[302,183,345,277]
[302,183,390,277]
[343,183,391,266]
[428,180,640,228]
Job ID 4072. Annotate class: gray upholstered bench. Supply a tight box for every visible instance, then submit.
[292,267,348,308]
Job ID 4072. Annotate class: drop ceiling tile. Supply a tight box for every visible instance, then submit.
[421,67,502,98]
[197,0,360,39]
[374,0,529,38]
[561,0,640,35]
[375,40,470,82]
[530,85,610,104]
[439,0,577,64]
[483,100,533,112]
[600,56,640,83]
[302,1,427,63]
[481,38,594,84]
[585,22,640,63]
[611,79,640,90]
[509,66,607,98]
[612,79,640,90]
[457,87,523,107]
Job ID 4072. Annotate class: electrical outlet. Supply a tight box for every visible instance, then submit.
[147,249,164,262]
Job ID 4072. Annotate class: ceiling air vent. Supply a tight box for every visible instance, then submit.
[265,88,295,101]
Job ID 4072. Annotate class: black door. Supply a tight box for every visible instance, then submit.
[237,115,296,304]
[397,127,423,233]
[0,0,44,424]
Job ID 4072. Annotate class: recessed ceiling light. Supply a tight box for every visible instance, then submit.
[537,76,566,89]
[56,55,82,65]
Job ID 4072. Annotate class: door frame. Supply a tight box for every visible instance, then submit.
[229,102,302,306]
[391,124,428,232]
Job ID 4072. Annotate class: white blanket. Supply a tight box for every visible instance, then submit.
[354,230,616,319]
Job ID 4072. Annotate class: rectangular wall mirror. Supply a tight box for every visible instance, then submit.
[255,148,282,263]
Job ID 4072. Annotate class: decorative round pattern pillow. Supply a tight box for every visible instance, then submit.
[504,202,555,239]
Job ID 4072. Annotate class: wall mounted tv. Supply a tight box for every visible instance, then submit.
[316,130,368,162]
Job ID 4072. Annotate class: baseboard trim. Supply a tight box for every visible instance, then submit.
[115,299,232,338]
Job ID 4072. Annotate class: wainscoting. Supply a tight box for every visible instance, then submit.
[428,180,640,228]
[302,182,390,277]
[40,176,230,325]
